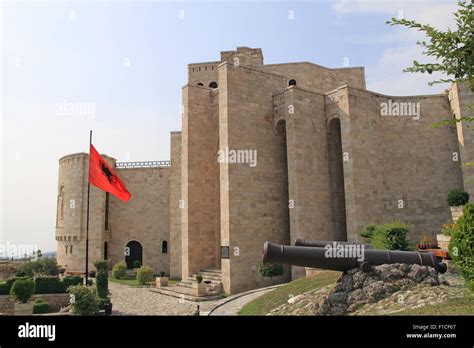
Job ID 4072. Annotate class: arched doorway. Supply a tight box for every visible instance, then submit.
[125,241,143,269]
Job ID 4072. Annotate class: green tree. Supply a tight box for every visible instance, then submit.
[386,1,473,92]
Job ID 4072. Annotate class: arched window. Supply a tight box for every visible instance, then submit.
[162,240,168,254]
[197,82,204,86]
[209,81,218,89]
[69,245,73,254]
[288,79,297,86]
[65,245,69,255]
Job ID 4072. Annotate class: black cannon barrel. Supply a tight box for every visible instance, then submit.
[295,238,372,249]
[263,241,447,273]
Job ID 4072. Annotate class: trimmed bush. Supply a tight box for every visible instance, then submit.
[195,274,203,284]
[10,278,35,303]
[136,266,154,285]
[450,203,474,291]
[33,299,49,314]
[447,189,469,207]
[34,276,64,294]
[259,263,284,278]
[360,222,411,250]
[133,260,141,269]
[98,297,111,310]
[0,277,29,295]
[94,260,109,299]
[112,261,127,279]
[62,276,83,289]
[67,285,99,316]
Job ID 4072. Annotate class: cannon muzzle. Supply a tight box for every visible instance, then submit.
[263,241,447,273]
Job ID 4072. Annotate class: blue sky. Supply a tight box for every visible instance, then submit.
[0,0,458,252]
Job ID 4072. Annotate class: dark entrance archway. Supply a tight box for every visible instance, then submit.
[125,240,143,269]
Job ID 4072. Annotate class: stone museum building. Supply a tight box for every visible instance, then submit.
[55,47,474,294]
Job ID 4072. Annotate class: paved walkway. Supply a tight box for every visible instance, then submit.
[209,285,280,316]
[109,282,219,315]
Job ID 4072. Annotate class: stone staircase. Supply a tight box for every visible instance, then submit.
[150,269,223,301]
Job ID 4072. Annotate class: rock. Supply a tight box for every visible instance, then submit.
[364,281,397,303]
[352,271,367,289]
[408,264,430,282]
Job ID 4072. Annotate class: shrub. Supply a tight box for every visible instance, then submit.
[62,276,83,289]
[34,276,64,294]
[159,271,166,278]
[67,285,99,315]
[450,203,474,291]
[133,260,141,269]
[10,278,35,303]
[442,221,458,236]
[447,189,469,207]
[17,258,59,278]
[259,263,284,279]
[33,299,49,314]
[112,262,127,279]
[360,222,411,250]
[94,260,109,299]
[0,277,28,295]
[195,274,203,284]
[136,266,154,285]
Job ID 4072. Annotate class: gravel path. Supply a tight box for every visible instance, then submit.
[109,282,219,315]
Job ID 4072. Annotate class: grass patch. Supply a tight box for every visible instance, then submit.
[109,277,140,287]
[393,291,474,315]
[239,271,341,316]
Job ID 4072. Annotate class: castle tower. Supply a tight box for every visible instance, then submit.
[56,153,115,273]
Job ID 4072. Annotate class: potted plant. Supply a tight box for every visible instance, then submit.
[447,189,469,222]
[156,271,169,288]
[10,278,35,315]
[192,274,206,296]
[438,221,457,251]
[132,260,141,270]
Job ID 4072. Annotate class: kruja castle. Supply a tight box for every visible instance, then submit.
[55,47,474,294]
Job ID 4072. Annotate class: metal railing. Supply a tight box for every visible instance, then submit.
[115,160,171,169]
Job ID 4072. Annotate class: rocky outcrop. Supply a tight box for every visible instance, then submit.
[310,263,448,315]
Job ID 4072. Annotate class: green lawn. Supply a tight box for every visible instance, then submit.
[109,277,179,287]
[393,292,474,315]
[239,271,341,315]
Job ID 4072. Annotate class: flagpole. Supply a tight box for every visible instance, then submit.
[85,130,92,285]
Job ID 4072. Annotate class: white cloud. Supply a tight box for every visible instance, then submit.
[334,0,460,95]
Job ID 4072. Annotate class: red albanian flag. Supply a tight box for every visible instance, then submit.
[89,144,131,202]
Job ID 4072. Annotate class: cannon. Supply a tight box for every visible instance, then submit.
[294,238,372,249]
[263,241,447,273]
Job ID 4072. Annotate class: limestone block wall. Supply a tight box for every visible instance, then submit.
[218,62,291,294]
[188,61,220,89]
[273,86,334,279]
[259,62,365,93]
[449,83,474,195]
[181,85,220,278]
[333,86,463,242]
[169,131,182,279]
[56,153,110,273]
[108,167,170,274]
[220,47,264,67]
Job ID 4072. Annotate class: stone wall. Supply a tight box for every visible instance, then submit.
[169,132,183,279]
[108,167,170,274]
[259,62,365,93]
[0,293,70,315]
[218,62,291,293]
[331,86,463,242]
[181,84,220,278]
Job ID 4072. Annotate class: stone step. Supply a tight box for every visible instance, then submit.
[199,269,222,274]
